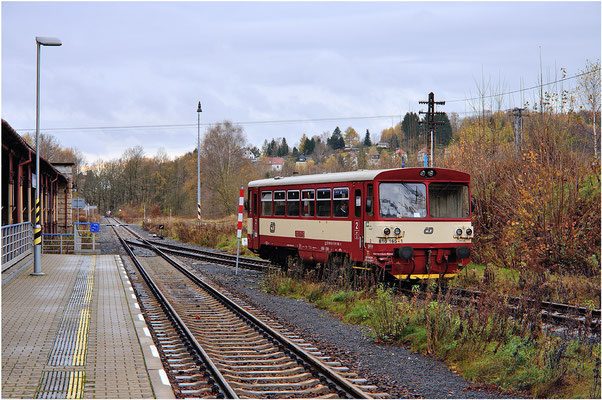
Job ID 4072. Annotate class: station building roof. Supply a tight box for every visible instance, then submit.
[2,119,69,184]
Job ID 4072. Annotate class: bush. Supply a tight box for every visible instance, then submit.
[444,113,601,277]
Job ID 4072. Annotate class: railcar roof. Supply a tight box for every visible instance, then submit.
[248,169,394,187]
[249,167,469,187]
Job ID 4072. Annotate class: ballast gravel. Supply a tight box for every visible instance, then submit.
[101,220,514,399]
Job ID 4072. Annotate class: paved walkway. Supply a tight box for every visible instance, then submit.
[2,254,174,399]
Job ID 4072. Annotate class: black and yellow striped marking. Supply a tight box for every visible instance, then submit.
[34,198,42,245]
[197,202,201,220]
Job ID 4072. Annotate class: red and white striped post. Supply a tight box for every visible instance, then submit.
[235,185,244,275]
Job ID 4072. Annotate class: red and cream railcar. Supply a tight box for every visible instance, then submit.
[246,167,473,279]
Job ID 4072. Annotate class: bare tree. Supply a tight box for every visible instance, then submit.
[578,59,601,157]
[200,121,248,215]
[22,132,62,161]
[122,146,145,204]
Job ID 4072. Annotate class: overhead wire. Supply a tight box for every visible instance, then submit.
[15,68,598,133]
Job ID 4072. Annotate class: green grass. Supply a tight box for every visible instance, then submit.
[262,273,601,398]
[454,263,600,308]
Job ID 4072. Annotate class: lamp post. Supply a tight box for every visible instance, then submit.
[197,101,202,227]
[32,36,62,276]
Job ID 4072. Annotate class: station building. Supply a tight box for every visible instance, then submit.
[2,119,72,233]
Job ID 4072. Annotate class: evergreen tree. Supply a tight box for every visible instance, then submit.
[268,139,277,156]
[434,113,453,146]
[306,137,316,154]
[327,126,345,150]
[363,129,372,146]
[277,137,289,156]
[402,112,420,152]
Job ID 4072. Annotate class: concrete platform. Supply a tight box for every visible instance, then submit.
[2,254,175,399]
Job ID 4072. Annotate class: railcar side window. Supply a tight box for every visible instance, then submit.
[355,189,361,218]
[316,188,331,217]
[428,183,469,218]
[333,187,349,218]
[274,191,286,216]
[379,182,427,218]
[366,184,374,216]
[287,190,300,216]
[253,193,257,215]
[261,191,272,216]
[301,189,315,217]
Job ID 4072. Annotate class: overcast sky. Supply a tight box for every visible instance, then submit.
[2,1,600,164]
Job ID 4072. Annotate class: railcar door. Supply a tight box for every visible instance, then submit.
[350,183,364,263]
[251,189,259,249]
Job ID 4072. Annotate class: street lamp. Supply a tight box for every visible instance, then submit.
[197,101,202,227]
[32,36,62,276]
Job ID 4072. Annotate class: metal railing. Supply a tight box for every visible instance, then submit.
[3,222,99,260]
[73,223,98,254]
[42,233,75,254]
[42,224,98,254]
[2,222,33,270]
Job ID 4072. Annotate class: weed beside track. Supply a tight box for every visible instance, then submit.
[262,266,600,398]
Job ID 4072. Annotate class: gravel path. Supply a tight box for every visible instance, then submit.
[101,219,512,399]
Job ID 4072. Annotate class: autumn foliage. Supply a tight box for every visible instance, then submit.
[444,112,600,276]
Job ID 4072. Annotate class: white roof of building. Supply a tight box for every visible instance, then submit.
[248,169,398,187]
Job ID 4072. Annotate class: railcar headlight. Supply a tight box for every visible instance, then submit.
[394,227,401,236]
[466,228,473,236]
[427,169,435,178]
[419,170,426,177]
[384,228,391,236]
[456,228,463,236]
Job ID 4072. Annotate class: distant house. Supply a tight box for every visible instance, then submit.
[377,142,389,149]
[417,147,429,164]
[295,154,307,165]
[394,148,407,159]
[265,156,284,171]
[244,148,258,163]
[368,148,380,166]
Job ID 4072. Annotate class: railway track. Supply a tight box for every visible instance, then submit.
[407,285,601,331]
[132,239,271,271]
[127,226,601,331]
[109,218,385,399]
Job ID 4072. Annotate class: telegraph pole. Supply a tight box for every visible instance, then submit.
[197,101,202,228]
[511,107,526,152]
[419,92,445,167]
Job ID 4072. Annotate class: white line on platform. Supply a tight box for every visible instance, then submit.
[134,303,140,309]
[143,327,151,337]
[158,369,170,385]
[138,314,144,321]
[150,345,159,358]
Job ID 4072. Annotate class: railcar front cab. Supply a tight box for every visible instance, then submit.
[364,167,473,280]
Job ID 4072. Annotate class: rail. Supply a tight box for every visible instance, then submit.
[114,221,371,399]
[2,222,33,271]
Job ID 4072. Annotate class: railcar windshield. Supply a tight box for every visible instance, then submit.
[429,183,470,218]
[379,183,426,218]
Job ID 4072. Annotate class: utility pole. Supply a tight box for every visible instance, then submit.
[511,107,526,152]
[197,101,202,228]
[419,92,445,167]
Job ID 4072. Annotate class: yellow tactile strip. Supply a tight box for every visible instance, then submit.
[34,256,95,398]
[46,256,95,367]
